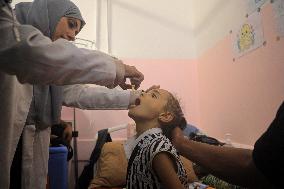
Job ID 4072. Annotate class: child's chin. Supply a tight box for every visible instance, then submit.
[128,110,142,121]
[128,110,136,119]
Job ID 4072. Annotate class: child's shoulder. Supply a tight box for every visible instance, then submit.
[140,130,171,145]
[140,132,177,155]
[135,128,177,153]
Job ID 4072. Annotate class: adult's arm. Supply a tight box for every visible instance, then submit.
[0,5,122,87]
[172,128,271,188]
[62,85,141,110]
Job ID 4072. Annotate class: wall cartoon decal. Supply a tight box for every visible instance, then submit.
[232,11,264,59]
[237,23,255,52]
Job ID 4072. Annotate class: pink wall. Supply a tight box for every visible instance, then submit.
[124,59,200,126]
[197,3,284,145]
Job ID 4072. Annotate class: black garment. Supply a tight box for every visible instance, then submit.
[10,135,22,189]
[253,101,284,187]
[0,0,10,6]
[77,129,112,189]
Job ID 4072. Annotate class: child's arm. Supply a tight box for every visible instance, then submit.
[152,152,185,189]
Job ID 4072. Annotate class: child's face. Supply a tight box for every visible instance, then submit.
[128,89,170,121]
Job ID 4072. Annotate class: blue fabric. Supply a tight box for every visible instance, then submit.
[183,124,200,136]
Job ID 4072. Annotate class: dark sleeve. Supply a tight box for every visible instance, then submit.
[252,101,284,186]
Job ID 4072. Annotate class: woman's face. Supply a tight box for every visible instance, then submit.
[52,17,81,41]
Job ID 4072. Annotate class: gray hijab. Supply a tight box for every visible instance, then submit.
[16,0,85,38]
[15,0,86,128]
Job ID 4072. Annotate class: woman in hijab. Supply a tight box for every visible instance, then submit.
[12,0,141,188]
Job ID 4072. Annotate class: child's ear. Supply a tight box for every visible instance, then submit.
[158,112,174,124]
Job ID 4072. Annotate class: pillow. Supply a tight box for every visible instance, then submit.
[89,142,198,188]
[89,142,127,188]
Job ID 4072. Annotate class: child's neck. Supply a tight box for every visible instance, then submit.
[135,119,160,137]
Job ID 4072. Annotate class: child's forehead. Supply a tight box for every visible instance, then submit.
[149,88,171,98]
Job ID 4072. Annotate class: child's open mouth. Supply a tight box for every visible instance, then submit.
[129,98,141,109]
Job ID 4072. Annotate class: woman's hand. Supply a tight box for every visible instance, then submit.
[121,64,144,90]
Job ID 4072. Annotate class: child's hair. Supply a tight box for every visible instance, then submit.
[50,120,73,161]
[51,120,70,137]
[159,93,187,140]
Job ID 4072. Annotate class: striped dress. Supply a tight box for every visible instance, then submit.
[126,128,189,189]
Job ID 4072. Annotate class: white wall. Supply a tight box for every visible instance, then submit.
[108,0,196,59]
[12,0,252,59]
[98,0,266,59]
[71,0,97,42]
[80,0,197,58]
[12,0,197,58]
[11,0,32,7]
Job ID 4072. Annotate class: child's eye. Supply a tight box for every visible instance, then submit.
[151,93,157,98]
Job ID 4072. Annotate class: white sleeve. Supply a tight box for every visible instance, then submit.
[62,85,131,110]
[0,7,123,87]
